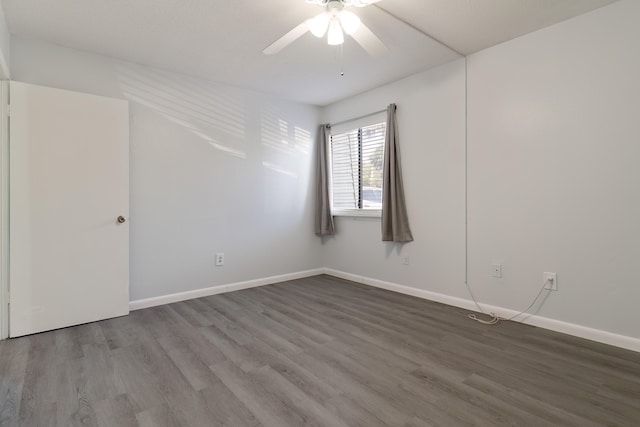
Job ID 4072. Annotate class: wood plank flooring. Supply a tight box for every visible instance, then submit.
[1,274,639,426]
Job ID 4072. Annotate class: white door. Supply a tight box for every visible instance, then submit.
[9,81,129,337]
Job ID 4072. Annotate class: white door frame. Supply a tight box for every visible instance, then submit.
[1,80,9,340]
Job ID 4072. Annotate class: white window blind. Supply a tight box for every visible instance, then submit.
[330,122,386,215]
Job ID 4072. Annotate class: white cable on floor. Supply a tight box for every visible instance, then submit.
[465,281,501,325]
[467,278,552,325]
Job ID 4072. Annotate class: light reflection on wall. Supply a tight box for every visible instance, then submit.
[260,107,313,179]
[116,63,248,158]
[115,60,316,220]
[294,126,312,154]
[261,161,298,179]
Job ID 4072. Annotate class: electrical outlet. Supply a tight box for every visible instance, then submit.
[543,272,557,291]
[215,253,225,266]
[492,264,502,278]
[402,256,410,266]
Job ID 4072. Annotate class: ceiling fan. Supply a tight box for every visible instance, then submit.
[263,0,388,57]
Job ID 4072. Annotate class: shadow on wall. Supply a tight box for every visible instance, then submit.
[115,63,315,228]
[261,106,312,179]
[259,104,315,222]
[115,62,314,181]
[116,63,248,158]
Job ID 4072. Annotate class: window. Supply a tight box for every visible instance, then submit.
[329,122,386,216]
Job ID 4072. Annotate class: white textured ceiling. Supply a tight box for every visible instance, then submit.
[1,0,617,106]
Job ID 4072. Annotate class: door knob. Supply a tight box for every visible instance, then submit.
[117,216,126,223]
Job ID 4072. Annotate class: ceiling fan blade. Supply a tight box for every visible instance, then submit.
[263,22,309,55]
[350,22,388,57]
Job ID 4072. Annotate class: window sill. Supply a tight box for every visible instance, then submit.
[332,209,382,218]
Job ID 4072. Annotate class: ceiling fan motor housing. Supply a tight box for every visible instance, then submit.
[328,1,345,14]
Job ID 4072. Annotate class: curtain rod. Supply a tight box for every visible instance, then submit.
[329,108,387,128]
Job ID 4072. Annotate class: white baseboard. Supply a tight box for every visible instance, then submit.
[323,268,640,353]
[129,268,324,311]
[128,266,639,353]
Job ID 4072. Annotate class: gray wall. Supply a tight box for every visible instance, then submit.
[321,60,467,299]
[10,37,323,301]
[321,0,640,341]
[466,0,640,338]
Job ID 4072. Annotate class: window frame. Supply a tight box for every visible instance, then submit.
[328,122,386,218]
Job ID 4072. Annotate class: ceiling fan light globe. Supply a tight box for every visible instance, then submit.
[339,11,361,35]
[327,18,344,45]
[306,13,330,37]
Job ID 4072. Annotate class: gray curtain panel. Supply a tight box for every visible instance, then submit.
[382,104,413,242]
[315,124,336,236]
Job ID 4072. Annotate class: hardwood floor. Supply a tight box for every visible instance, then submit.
[1,274,639,426]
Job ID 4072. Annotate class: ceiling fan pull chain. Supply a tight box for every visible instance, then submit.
[340,43,345,77]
